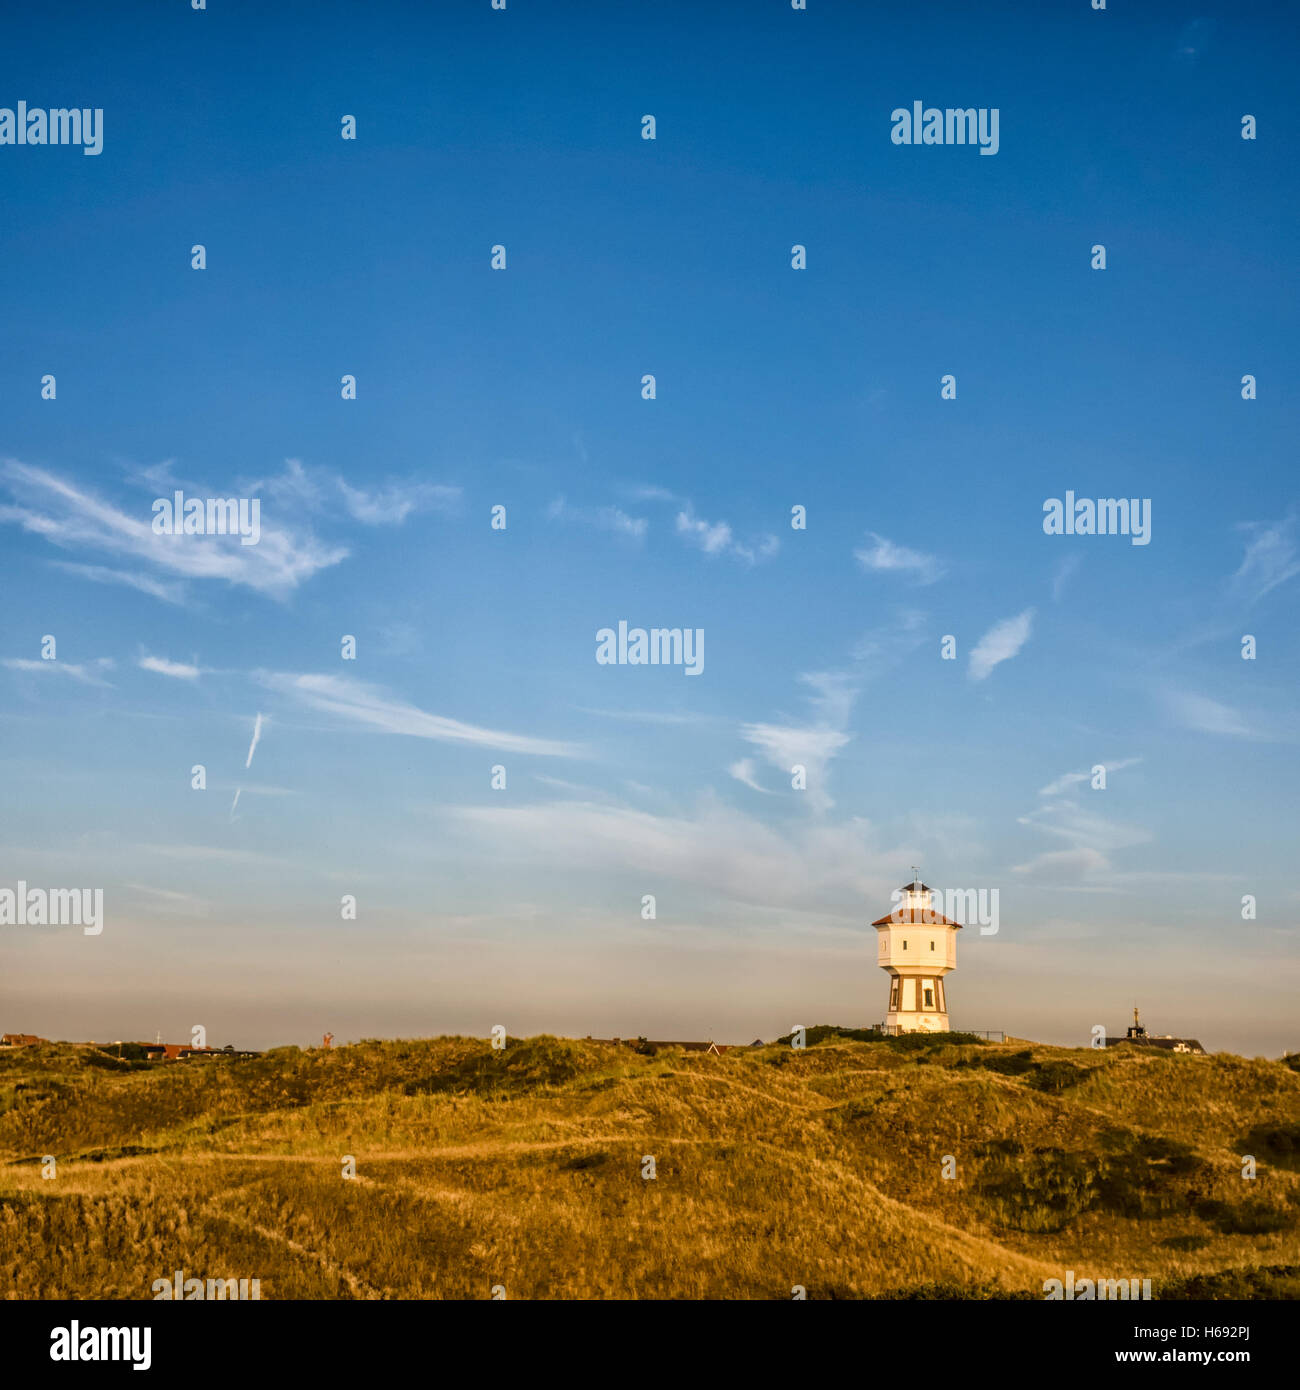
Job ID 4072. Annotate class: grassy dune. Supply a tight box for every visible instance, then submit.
[2,1031,1298,1299]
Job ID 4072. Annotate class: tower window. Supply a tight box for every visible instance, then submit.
[930,941,935,951]
[902,940,908,950]
[924,987,935,1009]
[889,980,900,1011]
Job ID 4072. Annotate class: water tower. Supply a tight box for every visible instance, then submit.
[871,873,962,1032]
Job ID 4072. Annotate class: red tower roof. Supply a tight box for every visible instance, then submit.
[871,881,964,928]
[871,908,964,927]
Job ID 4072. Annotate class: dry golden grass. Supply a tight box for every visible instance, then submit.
[2,1032,1298,1299]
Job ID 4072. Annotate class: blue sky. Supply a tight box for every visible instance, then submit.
[2,1,1297,1054]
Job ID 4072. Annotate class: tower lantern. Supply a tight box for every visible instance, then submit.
[870,874,963,1032]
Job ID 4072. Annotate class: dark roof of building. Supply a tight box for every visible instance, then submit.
[872,908,964,927]
[1105,1036,1205,1053]
[138,1042,261,1059]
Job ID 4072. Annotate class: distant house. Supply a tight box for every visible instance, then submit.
[141,1042,261,1062]
[1,1033,44,1047]
[1105,1007,1205,1055]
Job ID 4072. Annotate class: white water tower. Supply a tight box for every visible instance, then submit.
[871,874,962,1032]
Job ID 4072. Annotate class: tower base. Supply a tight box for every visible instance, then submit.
[884,1011,950,1034]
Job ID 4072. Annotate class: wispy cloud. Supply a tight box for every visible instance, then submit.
[245,712,265,768]
[3,656,114,687]
[1017,801,1152,855]
[531,773,611,799]
[1,460,346,600]
[800,671,857,728]
[969,609,1034,681]
[1038,756,1141,796]
[447,792,903,918]
[257,672,580,757]
[849,608,929,670]
[338,479,460,525]
[246,457,322,508]
[739,671,857,812]
[546,495,647,540]
[140,655,201,681]
[1011,846,1110,880]
[855,532,945,585]
[1229,516,1300,606]
[728,757,771,794]
[740,723,851,812]
[123,882,210,917]
[1160,690,1255,738]
[1052,554,1081,601]
[247,458,461,526]
[1011,789,1152,885]
[48,561,185,604]
[675,507,778,564]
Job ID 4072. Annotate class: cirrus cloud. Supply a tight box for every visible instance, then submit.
[969,608,1035,681]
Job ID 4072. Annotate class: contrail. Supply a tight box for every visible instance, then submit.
[229,788,241,820]
[245,712,264,769]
